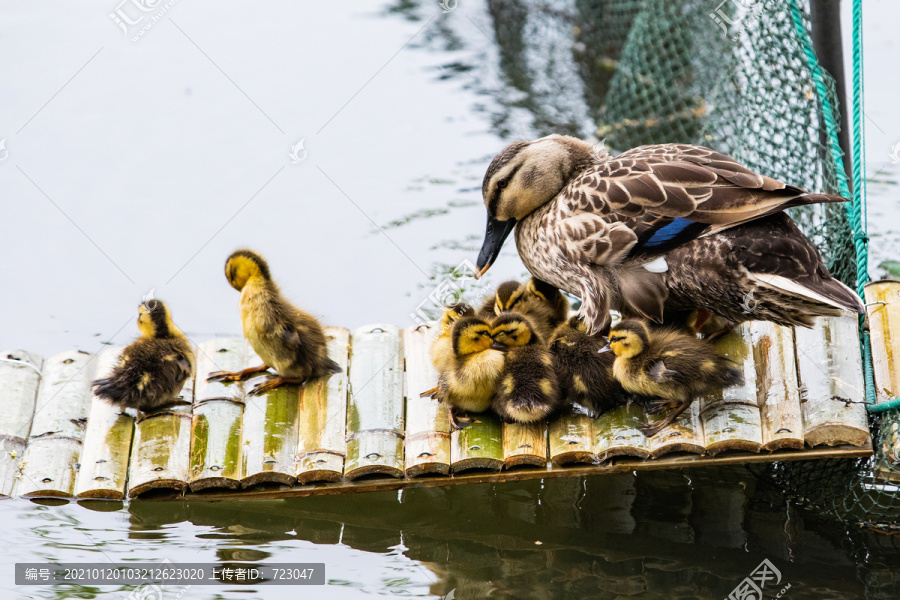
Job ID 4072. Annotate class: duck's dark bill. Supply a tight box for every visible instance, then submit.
[475,216,516,279]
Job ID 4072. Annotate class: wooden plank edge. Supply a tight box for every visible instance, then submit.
[150,440,871,502]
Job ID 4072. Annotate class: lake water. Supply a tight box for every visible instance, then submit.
[1,0,898,598]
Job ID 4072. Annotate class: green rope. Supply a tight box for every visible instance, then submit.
[789,0,883,412]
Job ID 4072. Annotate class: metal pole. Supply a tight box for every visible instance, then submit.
[809,0,853,188]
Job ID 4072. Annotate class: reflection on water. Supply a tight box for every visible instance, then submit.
[7,467,897,598]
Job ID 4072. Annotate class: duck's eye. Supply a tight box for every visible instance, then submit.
[497,178,508,190]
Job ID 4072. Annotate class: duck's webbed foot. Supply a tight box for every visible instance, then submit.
[449,407,474,431]
[249,375,307,396]
[639,399,692,437]
[207,364,271,383]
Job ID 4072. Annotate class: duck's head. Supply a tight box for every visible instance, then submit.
[439,302,475,335]
[606,320,649,359]
[452,317,494,356]
[137,300,183,340]
[525,277,562,304]
[476,135,597,277]
[491,313,538,349]
[224,249,271,291]
[492,280,525,313]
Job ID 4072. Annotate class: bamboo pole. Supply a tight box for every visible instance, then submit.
[297,327,350,483]
[592,404,651,461]
[647,401,706,458]
[190,339,245,491]
[74,347,135,499]
[699,324,763,456]
[0,349,43,497]
[127,365,195,498]
[241,344,301,487]
[451,413,504,473]
[403,323,451,477]
[549,414,595,466]
[865,280,900,464]
[14,350,92,498]
[795,315,869,447]
[345,324,405,480]
[503,422,548,469]
[751,322,805,450]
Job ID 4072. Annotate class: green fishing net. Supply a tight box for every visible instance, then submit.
[588,0,900,567]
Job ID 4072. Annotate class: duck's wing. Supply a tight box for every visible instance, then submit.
[562,144,846,258]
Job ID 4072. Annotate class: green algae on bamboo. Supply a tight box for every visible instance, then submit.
[297,326,350,483]
[593,404,651,461]
[451,413,503,473]
[699,324,763,456]
[75,347,135,499]
[403,323,451,477]
[344,325,405,480]
[549,414,595,466]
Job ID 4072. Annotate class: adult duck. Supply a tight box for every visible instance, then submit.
[475,135,863,334]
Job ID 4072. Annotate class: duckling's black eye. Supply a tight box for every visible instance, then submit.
[497,178,508,189]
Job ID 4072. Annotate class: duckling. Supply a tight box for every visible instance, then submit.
[207,249,340,395]
[478,278,568,340]
[549,315,628,417]
[92,300,193,412]
[430,302,477,374]
[477,280,522,319]
[490,313,562,423]
[437,316,506,429]
[605,319,743,436]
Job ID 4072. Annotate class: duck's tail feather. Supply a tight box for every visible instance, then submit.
[748,272,864,314]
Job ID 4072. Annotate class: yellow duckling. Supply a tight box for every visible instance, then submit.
[549,315,628,417]
[208,249,340,395]
[430,302,477,374]
[478,277,569,340]
[490,313,562,423]
[92,300,193,412]
[437,316,506,430]
[605,319,743,436]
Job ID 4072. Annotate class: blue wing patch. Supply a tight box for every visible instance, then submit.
[643,217,697,248]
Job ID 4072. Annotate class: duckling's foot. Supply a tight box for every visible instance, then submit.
[639,400,691,437]
[207,364,272,383]
[641,397,682,416]
[249,375,306,396]
[419,386,439,399]
[449,408,474,431]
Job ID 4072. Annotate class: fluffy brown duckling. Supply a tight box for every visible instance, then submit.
[549,315,629,417]
[437,316,506,430]
[478,277,569,340]
[490,313,562,423]
[207,249,340,395]
[92,300,193,412]
[605,319,743,436]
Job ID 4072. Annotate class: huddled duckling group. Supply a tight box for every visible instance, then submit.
[429,277,745,434]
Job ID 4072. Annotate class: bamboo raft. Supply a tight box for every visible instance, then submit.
[5,290,894,501]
